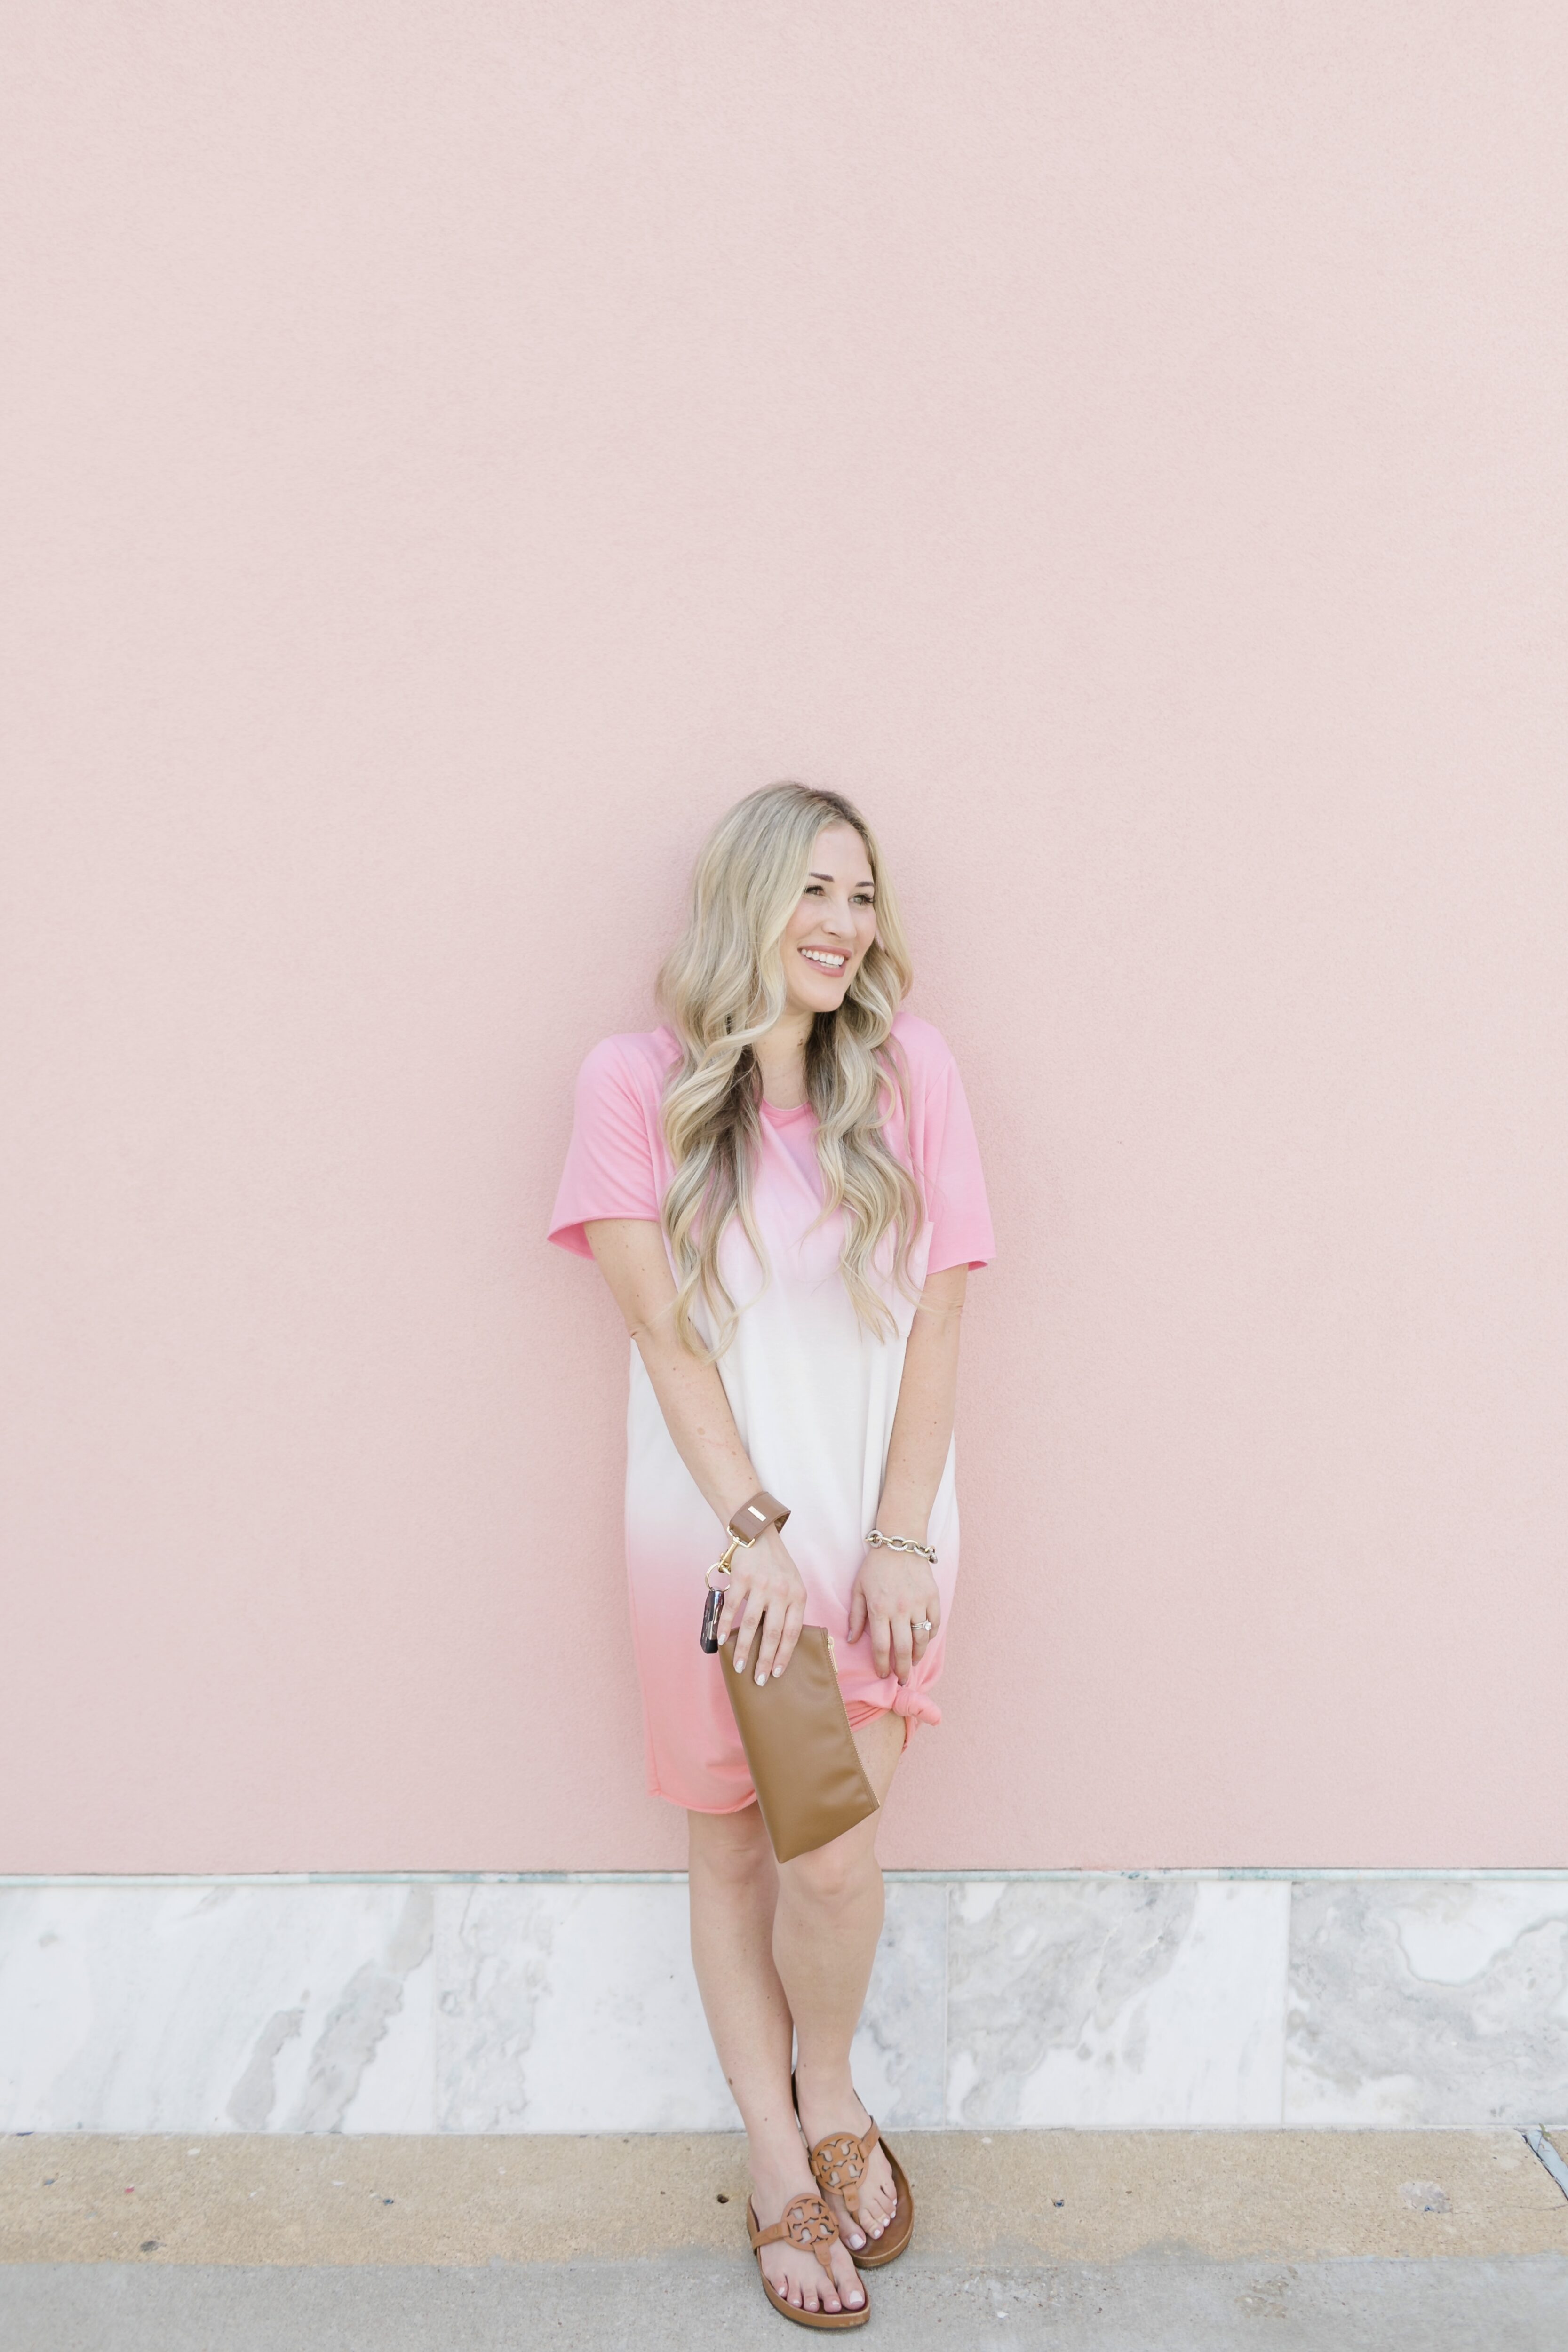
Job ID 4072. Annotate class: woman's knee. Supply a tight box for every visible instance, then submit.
[781,1833,879,1914]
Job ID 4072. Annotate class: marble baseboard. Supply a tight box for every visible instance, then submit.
[1287,1880,1568,2127]
[945,1877,1292,2129]
[1,1875,1564,2135]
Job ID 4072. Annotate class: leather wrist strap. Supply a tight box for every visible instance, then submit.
[728,1489,790,1544]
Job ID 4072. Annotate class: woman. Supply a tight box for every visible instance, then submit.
[549,782,992,2328]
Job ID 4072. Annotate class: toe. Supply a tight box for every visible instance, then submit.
[863,2163,896,2230]
[828,2193,865,2249]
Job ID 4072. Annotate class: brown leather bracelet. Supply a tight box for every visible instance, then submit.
[728,1490,790,1544]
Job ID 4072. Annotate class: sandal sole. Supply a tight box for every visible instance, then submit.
[846,2143,913,2268]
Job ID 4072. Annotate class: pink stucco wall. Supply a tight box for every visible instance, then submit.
[4,4,1566,1873]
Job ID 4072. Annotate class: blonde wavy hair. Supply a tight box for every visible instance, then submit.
[658,783,922,1359]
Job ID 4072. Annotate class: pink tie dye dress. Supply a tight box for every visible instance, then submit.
[548,1010,994,1814]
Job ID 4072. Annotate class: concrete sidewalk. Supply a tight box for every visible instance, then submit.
[3,2128,1567,2347]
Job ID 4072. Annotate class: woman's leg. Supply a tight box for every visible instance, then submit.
[687,1800,866,2315]
[774,1712,907,2245]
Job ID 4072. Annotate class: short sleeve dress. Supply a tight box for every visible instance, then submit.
[548,1011,994,1814]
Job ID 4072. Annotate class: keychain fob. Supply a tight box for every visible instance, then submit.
[700,1586,725,1654]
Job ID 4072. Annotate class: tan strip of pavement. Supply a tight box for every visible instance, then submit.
[3,2130,1566,2267]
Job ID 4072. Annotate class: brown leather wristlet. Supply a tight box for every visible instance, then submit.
[728,1490,790,1544]
[723,1627,879,1862]
[696,1488,879,1862]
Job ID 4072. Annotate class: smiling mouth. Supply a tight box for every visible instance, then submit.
[799,948,848,971]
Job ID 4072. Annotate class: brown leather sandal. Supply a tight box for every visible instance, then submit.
[746,2192,870,2329]
[796,2086,914,2268]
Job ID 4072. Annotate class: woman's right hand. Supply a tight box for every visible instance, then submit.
[720,1525,808,1688]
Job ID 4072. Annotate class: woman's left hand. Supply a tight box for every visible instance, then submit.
[847,1547,940,1685]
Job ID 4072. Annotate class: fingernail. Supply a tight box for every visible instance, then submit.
[755,1670,766,1685]
[772,1665,783,1677]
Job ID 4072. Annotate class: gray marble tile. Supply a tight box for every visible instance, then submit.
[0,1882,434,2133]
[434,1877,947,2135]
[10,1870,1561,2136]
[1286,1880,1568,2125]
[851,1880,947,2128]
[945,1877,1289,2128]
[433,1881,734,2132]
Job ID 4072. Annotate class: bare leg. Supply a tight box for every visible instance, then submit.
[687,1802,865,2316]
[774,1712,907,2246]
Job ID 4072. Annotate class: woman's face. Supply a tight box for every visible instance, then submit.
[780,822,879,1018]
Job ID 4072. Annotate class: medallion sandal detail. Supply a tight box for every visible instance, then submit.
[746,2193,870,2329]
[793,2076,914,2266]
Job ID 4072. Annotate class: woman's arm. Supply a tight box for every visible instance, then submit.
[583,1217,808,1685]
[848,1262,968,1684]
